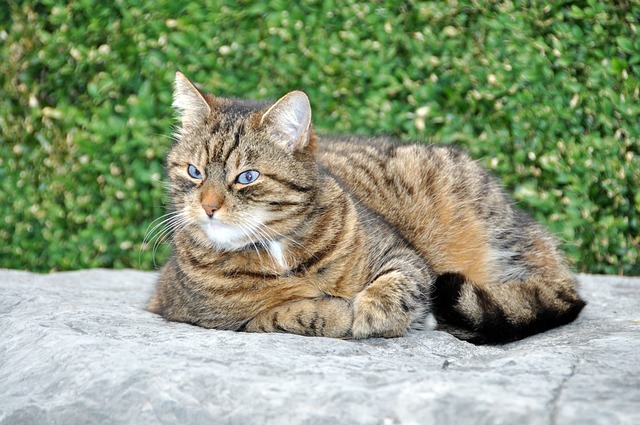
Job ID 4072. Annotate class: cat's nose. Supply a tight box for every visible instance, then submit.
[201,189,223,218]
[201,202,220,218]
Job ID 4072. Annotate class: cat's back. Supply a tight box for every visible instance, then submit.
[316,135,504,213]
[317,135,485,185]
[317,136,512,282]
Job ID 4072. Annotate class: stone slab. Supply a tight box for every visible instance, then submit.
[1,269,638,424]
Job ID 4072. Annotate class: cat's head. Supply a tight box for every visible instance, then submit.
[166,72,319,252]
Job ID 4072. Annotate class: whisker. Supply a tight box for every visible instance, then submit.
[244,214,308,254]
[139,211,187,267]
[236,221,266,268]
[235,215,287,269]
[152,215,193,266]
[140,210,192,267]
[142,211,185,247]
[143,213,188,251]
[240,213,322,269]
[152,132,174,141]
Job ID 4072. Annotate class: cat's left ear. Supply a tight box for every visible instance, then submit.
[259,91,312,152]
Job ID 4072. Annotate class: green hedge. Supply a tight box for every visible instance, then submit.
[1,1,639,274]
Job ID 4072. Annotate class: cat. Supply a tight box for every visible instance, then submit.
[147,71,586,344]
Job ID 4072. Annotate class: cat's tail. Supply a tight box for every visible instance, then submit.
[431,273,586,344]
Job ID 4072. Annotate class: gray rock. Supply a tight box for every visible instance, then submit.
[0,269,638,425]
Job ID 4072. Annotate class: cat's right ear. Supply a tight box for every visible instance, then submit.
[172,71,211,127]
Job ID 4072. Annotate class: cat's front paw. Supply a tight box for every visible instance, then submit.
[290,297,353,338]
[245,297,353,338]
[351,290,413,339]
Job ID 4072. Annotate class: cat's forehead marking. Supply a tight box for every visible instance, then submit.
[196,119,236,163]
[229,121,246,160]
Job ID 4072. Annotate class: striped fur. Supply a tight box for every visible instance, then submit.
[148,73,585,343]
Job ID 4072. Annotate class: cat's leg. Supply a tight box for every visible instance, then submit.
[351,267,431,339]
[243,296,353,338]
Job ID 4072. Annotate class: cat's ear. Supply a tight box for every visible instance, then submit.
[260,91,312,152]
[172,71,211,127]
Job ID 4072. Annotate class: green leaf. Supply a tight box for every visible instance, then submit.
[617,37,634,53]
[610,57,628,75]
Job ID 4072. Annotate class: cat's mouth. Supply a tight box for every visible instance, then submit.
[198,215,289,270]
[199,218,252,251]
[191,206,274,252]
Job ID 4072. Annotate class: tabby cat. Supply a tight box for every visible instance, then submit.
[147,72,586,344]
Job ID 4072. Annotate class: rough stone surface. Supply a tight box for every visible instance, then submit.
[0,269,638,425]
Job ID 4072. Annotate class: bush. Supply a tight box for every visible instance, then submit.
[1,1,638,274]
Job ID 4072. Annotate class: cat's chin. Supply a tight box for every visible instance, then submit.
[200,218,254,252]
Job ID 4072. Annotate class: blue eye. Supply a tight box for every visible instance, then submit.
[236,170,260,185]
[187,164,203,179]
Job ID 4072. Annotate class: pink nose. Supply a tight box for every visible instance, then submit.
[202,202,220,218]
[201,190,222,218]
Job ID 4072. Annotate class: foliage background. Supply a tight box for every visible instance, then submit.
[1,0,639,274]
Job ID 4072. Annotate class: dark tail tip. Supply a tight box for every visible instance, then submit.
[431,273,586,345]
